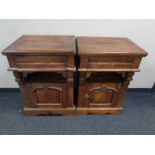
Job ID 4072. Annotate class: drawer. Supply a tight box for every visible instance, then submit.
[79,56,141,71]
[15,55,67,70]
[88,56,133,69]
[28,83,67,108]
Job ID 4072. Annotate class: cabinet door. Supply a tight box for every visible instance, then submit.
[29,83,67,108]
[78,83,120,108]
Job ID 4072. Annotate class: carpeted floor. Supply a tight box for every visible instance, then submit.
[0,89,155,135]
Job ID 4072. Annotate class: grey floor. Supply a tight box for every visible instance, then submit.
[0,89,155,135]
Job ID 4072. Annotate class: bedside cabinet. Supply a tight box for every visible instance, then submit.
[77,37,148,114]
[2,35,76,115]
[2,35,148,115]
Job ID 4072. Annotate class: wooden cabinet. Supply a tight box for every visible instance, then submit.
[2,35,76,115]
[2,35,148,115]
[77,37,148,114]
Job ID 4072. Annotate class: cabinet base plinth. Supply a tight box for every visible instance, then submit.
[76,107,123,115]
[24,107,75,116]
[24,107,123,116]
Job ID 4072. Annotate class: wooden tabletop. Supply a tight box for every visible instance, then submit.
[77,37,148,56]
[2,35,76,55]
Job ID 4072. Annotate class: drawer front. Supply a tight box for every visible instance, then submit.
[88,56,133,69]
[78,82,120,108]
[80,56,141,70]
[29,83,67,108]
[15,55,67,69]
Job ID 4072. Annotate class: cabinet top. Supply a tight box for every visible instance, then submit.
[2,35,76,55]
[77,37,148,56]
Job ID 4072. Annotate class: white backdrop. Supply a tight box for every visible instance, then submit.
[0,19,154,88]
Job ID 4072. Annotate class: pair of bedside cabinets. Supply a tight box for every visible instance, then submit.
[2,35,148,115]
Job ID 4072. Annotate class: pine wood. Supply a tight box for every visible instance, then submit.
[77,37,147,56]
[2,35,76,115]
[77,36,148,115]
[3,35,76,54]
[2,35,148,115]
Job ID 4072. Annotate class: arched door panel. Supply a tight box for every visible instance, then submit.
[29,83,67,108]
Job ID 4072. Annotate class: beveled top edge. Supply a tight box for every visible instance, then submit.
[77,36,148,57]
[2,35,76,55]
